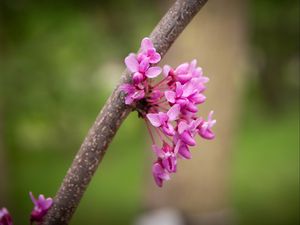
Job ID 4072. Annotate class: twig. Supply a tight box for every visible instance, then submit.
[42,0,208,224]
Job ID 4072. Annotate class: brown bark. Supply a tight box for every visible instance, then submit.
[42,0,208,224]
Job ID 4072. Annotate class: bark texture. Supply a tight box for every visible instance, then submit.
[42,0,208,224]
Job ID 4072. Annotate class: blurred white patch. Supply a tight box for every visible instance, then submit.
[134,208,184,225]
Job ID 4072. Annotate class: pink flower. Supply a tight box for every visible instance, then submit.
[177,120,198,146]
[153,142,177,173]
[163,60,208,84]
[29,192,52,224]
[0,208,13,225]
[198,111,216,140]
[152,162,170,187]
[125,52,161,80]
[165,80,206,113]
[146,104,180,136]
[121,37,216,187]
[138,37,161,64]
[176,140,192,159]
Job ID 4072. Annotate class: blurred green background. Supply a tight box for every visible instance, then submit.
[0,0,299,225]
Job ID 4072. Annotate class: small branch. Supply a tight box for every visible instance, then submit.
[42,0,208,224]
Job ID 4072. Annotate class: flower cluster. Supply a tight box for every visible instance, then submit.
[29,192,53,225]
[121,37,216,187]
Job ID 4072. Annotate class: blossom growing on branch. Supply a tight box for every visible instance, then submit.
[29,192,53,224]
[121,37,216,187]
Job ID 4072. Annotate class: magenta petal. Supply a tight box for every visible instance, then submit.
[200,129,215,140]
[120,84,134,94]
[41,198,53,210]
[180,131,196,146]
[175,82,183,97]
[145,66,162,78]
[125,96,133,105]
[150,52,161,64]
[190,93,206,104]
[178,121,189,134]
[158,112,169,123]
[165,91,176,103]
[182,79,199,97]
[177,73,193,83]
[153,175,163,187]
[162,123,175,136]
[150,89,161,101]
[178,144,192,159]
[162,156,177,173]
[152,163,169,187]
[125,53,139,73]
[175,63,189,74]
[132,90,145,100]
[163,65,171,77]
[186,102,198,113]
[190,59,197,69]
[139,58,150,73]
[167,104,180,121]
[29,192,37,205]
[141,37,153,51]
[132,72,144,84]
[147,113,162,127]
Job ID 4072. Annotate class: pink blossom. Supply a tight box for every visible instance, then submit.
[121,37,216,187]
[152,162,170,187]
[138,37,161,64]
[0,208,13,225]
[177,141,192,159]
[165,80,206,113]
[153,142,177,173]
[177,120,197,146]
[29,192,52,224]
[163,60,208,84]
[198,111,216,140]
[146,104,180,136]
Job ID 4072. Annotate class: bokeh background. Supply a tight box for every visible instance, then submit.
[0,0,299,225]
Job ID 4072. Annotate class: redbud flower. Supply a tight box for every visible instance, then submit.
[198,111,216,140]
[152,162,170,187]
[121,37,216,187]
[0,208,13,225]
[29,192,52,224]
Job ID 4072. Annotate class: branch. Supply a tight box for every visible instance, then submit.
[42,0,208,224]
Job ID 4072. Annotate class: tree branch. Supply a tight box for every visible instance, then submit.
[42,0,208,224]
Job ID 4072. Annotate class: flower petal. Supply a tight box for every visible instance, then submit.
[132,90,145,100]
[150,52,161,64]
[167,104,180,121]
[145,66,162,78]
[175,63,189,74]
[125,53,139,73]
[163,65,171,77]
[139,58,150,73]
[180,131,196,146]
[125,96,133,105]
[141,37,154,51]
[178,144,192,159]
[178,121,189,134]
[147,113,162,127]
[165,90,176,103]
